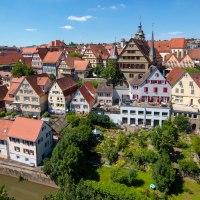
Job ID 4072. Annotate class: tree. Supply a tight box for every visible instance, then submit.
[192,136,200,156]
[151,121,178,153]
[68,51,82,58]
[179,160,200,177]
[0,186,15,200]
[11,62,35,77]
[101,60,121,87]
[66,113,80,127]
[173,115,191,133]
[93,65,102,77]
[152,153,176,193]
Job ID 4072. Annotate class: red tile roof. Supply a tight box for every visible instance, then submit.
[43,51,63,63]
[80,85,95,105]
[47,40,67,48]
[166,67,186,86]
[8,117,45,142]
[20,57,32,67]
[189,73,200,88]
[148,41,170,53]
[0,120,14,141]
[74,60,90,71]
[22,47,37,55]
[87,44,110,60]
[188,48,200,59]
[0,52,21,65]
[170,38,186,49]
[84,81,96,95]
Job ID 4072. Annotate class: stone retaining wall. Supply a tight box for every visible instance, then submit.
[0,160,58,188]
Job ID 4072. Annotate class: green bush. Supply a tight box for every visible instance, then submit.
[42,111,50,118]
[106,147,118,164]
[179,160,200,177]
[0,111,6,117]
[176,140,188,149]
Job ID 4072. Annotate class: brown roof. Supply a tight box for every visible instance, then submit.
[84,81,96,95]
[80,85,95,105]
[43,51,63,63]
[130,66,157,85]
[22,47,37,55]
[4,77,25,102]
[20,57,32,67]
[0,120,14,141]
[189,73,200,88]
[166,67,186,86]
[26,73,51,96]
[87,44,110,60]
[56,76,78,97]
[60,57,82,69]
[0,52,21,65]
[74,60,90,71]
[188,48,200,59]
[47,40,67,48]
[170,38,186,49]
[8,117,45,142]
[97,84,113,93]
[0,85,8,101]
[35,48,49,60]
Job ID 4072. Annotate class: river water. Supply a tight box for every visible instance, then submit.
[0,174,57,200]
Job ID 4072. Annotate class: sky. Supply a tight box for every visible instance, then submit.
[0,0,200,46]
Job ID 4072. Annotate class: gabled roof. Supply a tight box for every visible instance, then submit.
[0,52,21,65]
[130,66,157,85]
[56,76,78,97]
[34,48,49,60]
[8,117,45,142]
[97,84,113,93]
[0,85,8,101]
[84,81,96,95]
[25,73,51,96]
[0,120,14,141]
[74,60,90,71]
[188,48,200,59]
[148,40,170,53]
[166,67,186,86]
[189,73,200,88]
[22,47,37,55]
[43,51,63,63]
[79,85,95,105]
[170,38,186,49]
[86,44,110,60]
[47,40,67,48]
[4,77,25,102]
[20,57,32,67]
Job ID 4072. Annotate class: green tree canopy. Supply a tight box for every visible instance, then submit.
[173,115,191,133]
[0,186,15,200]
[93,65,102,77]
[192,135,200,156]
[152,153,176,193]
[101,60,121,87]
[11,62,35,77]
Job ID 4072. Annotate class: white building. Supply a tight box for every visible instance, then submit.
[8,117,52,166]
[71,82,96,113]
[97,84,113,106]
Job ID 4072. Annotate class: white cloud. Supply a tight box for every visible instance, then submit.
[167,31,183,35]
[110,5,117,10]
[60,25,73,29]
[67,15,93,22]
[25,28,37,32]
[119,3,126,8]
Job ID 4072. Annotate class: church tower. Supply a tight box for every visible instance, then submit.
[149,31,156,62]
[134,19,145,40]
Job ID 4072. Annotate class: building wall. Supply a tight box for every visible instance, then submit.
[120,106,170,126]
[171,73,200,110]
[32,53,43,69]
[129,68,171,102]
[0,140,8,159]
[71,90,91,113]
[8,122,52,166]
[83,49,102,68]
[97,92,113,106]
[48,82,66,114]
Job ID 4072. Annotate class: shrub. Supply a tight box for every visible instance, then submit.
[42,111,50,118]
[176,140,188,149]
[106,147,118,164]
[0,111,6,117]
[179,160,200,177]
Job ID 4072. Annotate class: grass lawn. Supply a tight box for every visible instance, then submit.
[84,166,155,189]
[171,178,200,200]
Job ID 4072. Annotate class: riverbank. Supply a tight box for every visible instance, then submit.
[0,174,57,200]
[0,158,58,189]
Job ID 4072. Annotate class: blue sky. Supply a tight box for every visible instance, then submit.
[0,0,200,46]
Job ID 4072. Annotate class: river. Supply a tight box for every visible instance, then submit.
[0,174,57,200]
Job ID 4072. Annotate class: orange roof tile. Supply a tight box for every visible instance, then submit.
[22,47,37,55]
[80,85,95,105]
[148,40,170,53]
[170,38,186,49]
[8,117,44,142]
[166,67,186,86]
[188,48,200,59]
[74,60,90,71]
[84,81,96,95]
[43,51,63,63]
[0,52,21,65]
[189,73,200,88]
[0,120,14,141]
